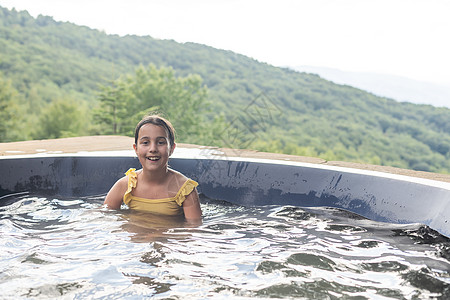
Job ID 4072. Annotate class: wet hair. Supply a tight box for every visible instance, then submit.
[134,114,176,148]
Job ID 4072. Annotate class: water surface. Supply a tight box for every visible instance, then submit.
[1,193,449,299]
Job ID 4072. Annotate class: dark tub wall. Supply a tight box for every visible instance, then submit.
[1,155,449,237]
[0,156,140,197]
[180,157,450,237]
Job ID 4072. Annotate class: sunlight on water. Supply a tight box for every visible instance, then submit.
[1,194,449,299]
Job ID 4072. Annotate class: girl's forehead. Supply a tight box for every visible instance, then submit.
[138,123,168,138]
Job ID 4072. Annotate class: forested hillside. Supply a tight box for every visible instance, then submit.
[1,6,449,174]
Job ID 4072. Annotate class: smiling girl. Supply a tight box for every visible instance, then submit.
[104,115,202,223]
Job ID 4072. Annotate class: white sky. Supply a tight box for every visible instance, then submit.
[1,0,450,85]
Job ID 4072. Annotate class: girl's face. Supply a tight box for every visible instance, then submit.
[133,123,175,172]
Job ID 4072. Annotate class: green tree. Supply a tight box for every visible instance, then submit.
[0,76,21,142]
[125,64,210,142]
[94,79,136,135]
[33,98,87,139]
[95,64,220,145]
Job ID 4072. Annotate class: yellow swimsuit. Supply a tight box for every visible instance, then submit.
[123,168,198,216]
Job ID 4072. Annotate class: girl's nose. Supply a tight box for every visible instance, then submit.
[149,141,158,152]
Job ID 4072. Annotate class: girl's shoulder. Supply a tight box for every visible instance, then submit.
[115,168,139,191]
[167,168,193,190]
[168,168,189,182]
[167,169,198,200]
[115,174,130,190]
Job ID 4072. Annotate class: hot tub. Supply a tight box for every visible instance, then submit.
[1,147,449,237]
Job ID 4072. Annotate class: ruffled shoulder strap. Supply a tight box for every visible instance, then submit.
[123,168,137,205]
[174,179,199,206]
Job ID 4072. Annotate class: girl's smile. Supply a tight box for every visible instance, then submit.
[146,156,160,161]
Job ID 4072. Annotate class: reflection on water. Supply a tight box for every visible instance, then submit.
[1,193,449,299]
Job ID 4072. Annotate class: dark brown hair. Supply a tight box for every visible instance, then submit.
[134,115,176,148]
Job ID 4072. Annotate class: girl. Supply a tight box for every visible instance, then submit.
[104,115,202,224]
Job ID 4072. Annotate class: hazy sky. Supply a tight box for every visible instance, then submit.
[1,0,449,85]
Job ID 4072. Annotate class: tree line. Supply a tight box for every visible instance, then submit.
[1,6,450,174]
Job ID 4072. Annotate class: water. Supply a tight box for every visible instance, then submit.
[1,194,449,299]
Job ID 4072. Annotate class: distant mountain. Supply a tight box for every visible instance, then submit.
[291,66,450,108]
[1,6,450,174]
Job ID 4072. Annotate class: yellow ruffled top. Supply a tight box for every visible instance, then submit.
[123,168,198,215]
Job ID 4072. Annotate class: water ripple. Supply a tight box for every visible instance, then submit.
[0,195,449,298]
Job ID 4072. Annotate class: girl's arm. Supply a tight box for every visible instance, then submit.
[104,177,128,209]
[183,188,202,225]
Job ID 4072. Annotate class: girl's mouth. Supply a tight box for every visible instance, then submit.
[146,156,160,161]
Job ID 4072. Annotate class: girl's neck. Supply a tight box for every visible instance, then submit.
[140,167,170,184]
